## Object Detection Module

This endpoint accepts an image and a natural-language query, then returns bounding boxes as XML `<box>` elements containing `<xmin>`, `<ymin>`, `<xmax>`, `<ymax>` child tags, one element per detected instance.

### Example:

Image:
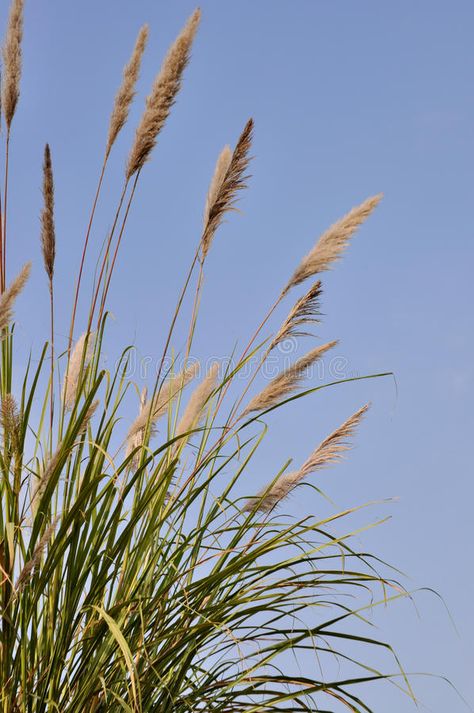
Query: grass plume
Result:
<box><xmin>126</xmin><ymin>9</ymin><xmax>200</xmax><ymax>179</ymax></box>
<box><xmin>201</xmin><ymin>119</ymin><xmax>253</xmax><ymax>260</ymax></box>
<box><xmin>61</xmin><ymin>332</ymin><xmax>94</xmax><ymax>410</ymax></box>
<box><xmin>15</xmin><ymin>518</ymin><xmax>59</xmax><ymax>593</ymax></box>
<box><xmin>283</xmin><ymin>194</ymin><xmax>383</xmax><ymax>294</ymax></box>
<box><xmin>126</xmin><ymin>363</ymin><xmax>199</xmax><ymax>462</ymax></box>
<box><xmin>0</xmin><ymin>261</ymin><xmax>30</xmax><ymax>331</ymax></box>
<box><xmin>270</xmin><ymin>280</ymin><xmax>323</xmax><ymax>350</ymax></box>
<box><xmin>40</xmin><ymin>144</ymin><xmax>55</xmax><ymax>283</ymax></box>
<box><xmin>245</xmin><ymin>403</ymin><xmax>369</xmax><ymax>511</ymax></box>
<box><xmin>1</xmin><ymin>0</ymin><xmax>23</xmax><ymax>130</ymax></box>
<box><xmin>1</xmin><ymin>392</ymin><xmax>20</xmax><ymax>455</ymax></box>
<box><xmin>106</xmin><ymin>24</ymin><xmax>149</xmax><ymax>158</ymax></box>
<box><xmin>176</xmin><ymin>362</ymin><xmax>219</xmax><ymax>439</ymax></box>
<box><xmin>242</xmin><ymin>341</ymin><xmax>337</xmax><ymax>417</ymax></box>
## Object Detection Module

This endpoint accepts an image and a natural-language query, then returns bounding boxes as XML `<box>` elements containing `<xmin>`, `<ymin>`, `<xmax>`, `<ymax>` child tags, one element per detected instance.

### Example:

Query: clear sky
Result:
<box><xmin>2</xmin><ymin>1</ymin><xmax>473</xmax><ymax>710</ymax></box>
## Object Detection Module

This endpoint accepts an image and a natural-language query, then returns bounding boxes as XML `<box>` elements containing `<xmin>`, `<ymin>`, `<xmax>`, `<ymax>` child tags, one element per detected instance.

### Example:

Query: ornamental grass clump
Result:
<box><xmin>0</xmin><ymin>4</ymin><xmax>416</xmax><ymax>711</ymax></box>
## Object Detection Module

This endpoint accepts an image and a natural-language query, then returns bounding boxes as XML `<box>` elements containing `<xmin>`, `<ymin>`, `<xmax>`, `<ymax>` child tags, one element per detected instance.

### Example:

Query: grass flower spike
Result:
<box><xmin>126</xmin><ymin>9</ymin><xmax>201</xmax><ymax>179</ymax></box>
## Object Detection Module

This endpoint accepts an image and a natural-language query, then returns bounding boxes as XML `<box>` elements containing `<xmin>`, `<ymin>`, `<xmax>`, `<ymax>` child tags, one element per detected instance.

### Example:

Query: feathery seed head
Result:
<box><xmin>41</xmin><ymin>144</ymin><xmax>56</xmax><ymax>283</ymax></box>
<box><xmin>242</xmin><ymin>341</ymin><xmax>337</xmax><ymax>417</ymax></box>
<box><xmin>77</xmin><ymin>399</ymin><xmax>99</xmax><ymax>435</ymax></box>
<box><xmin>1</xmin><ymin>393</ymin><xmax>21</xmax><ymax>455</ymax></box>
<box><xmin>283</xmin><ymin>194</ymin><xmax>383</xmax><ymax>295</ymax></box>
<box><xmin>106</xmin><ymin>24</ymin><xmax>149</xmax><ymax>157</ymax></box>
<box><xmin>2</xmin><ymin>0</ymin><xmax>24</xmax><ymax>130</ymax></box>
<box><xmin>176</xmin><ymin>362</ymin><xmax>219</xmax><ymax>438</ymax></box>
<box><xmin>126</xmin><ymin>9</ymin><xmax>201</xmax><ymax>179</ymax></box>
<box><xmin>15</xmin><ymin>517</ymin><xmax>59</xmax><ymax>592</ymax></box>
<box><xmin>299</xmin><ymin>403</ymin><xmax>369</xmax><ymax>477</ymax></box>
<box><xmin>203</xmin><ymin>145</ymin><xmax>232</xmax><ymax>230</ymax></box>
<box><xmin>270</xmin><ymin>280</ymin><xmax>323</xmax><ymax>351</ymax></box>
<box><xmin>0</xmin><ymin>262</ymin><xmax>31</xmax><ymax>331</ymax></box>
<box><xmin>31</xmin><ymin>449</ymin><xmax>61</xmax><ymax>516</ymax></box>
<box><xmin>62</xmin><ymin>333</ymin><xmax>94</xmax><ymax>411</ymax></box>
<box><xmin>244</xmin><ymin>403</ymin><xmax>369</xmax><ymax>512</ymax></box>
<box><xmin>126</xmin><ymin>362</ymin><xmax>200</xmax><ymax>466</ymax></box>
<box><xmin>201</xmin><ymin>118</ymin><xmax>253</xmax><ymax>260</ymax></box>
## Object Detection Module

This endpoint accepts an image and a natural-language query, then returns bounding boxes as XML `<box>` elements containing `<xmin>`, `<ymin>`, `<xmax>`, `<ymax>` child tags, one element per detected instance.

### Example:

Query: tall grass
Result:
<box><xmin>0</xmin><ymin>4</ymin><xmax>416</xmax><ymax>711</ymax></box>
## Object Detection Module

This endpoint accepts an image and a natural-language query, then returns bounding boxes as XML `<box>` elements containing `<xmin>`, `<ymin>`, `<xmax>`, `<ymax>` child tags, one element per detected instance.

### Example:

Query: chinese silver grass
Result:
<box><xmin>106</xmin><ymin>24</ymin><xmax>149</xmax><ymax>158</ymax></box>
<box><xmin>126</xmin><ymin>363</ymin><xmax>200</xmax><ymax>464</ymax></box>
<box><xmin>282</xmin><ymin>194</ymin><xmax>382</xmax><ymax>295</ymax></box>
<box><xmin>1</xmin><ymin>392</ymin><xmax>20</xmax><ymax>455</ymax></box>
<box><xmin>31</xmin><ymin>401</ymin><xmax>98</xmax><ymax>513</ymax></box>
<box><xmin>62</xmin><ymin>332</ymin><xmax>94</xmax><ymax>410</ymax></box>
<box><xmin>270</xmin><ymin>280</ymin><xmax>323</xmax><ymax>351</ymax></box>
<box><xmin>244</xmin><ymin>403</ymin><xmax>369</xmax><ymax>511</ymax></box>
<box><xmin>0</xmin><ymin>261</ymin><xmax>31</xmax><ymax>331</ymax></box>
<box><xmin>125</xmin><ymin>386</ymin><xmax>148</xmax><ymax>468</ymax></box>
<box><xmin>15</xmin><ymin>517</ymin><xmax>59</xmax><ymax>593</ymax></box>
<box><xmin>201</xmin><ymin>119</ymin><xmax>253</xmax><ymax>260</ymax></box>
<box><xmin>176</xmin><ymin>362</ymin><xmax>219</xmax><ymax>439</ymax></box>
<box><xmin>242</xmin><ymin>341</ymin><xmax>337</xmax><ymax>417</ymax></box>
<box><xmin>40</xmin><ymin>144</ymin><xmax>55</xmax><ymax>283</ymax></box>
<box><xmin>126</xmin><ymin>9</ymin><xmax>200</xmax><ymax>179</ymax></box>
<box><xmin>203</xmin><ymin>145</ymin><xmax>232</xmax><ymax>234</ymax></box>
<box><xmin>1</xmin><ymin>0</ymin><xmax>24</xmax><ymax>129</ymax></box>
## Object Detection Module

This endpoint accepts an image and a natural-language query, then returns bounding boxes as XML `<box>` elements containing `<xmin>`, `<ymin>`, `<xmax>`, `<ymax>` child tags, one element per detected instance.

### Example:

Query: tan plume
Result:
<box><xmin>242</xmin><ymin>342</ymin><xmax>337</xmax><ymax>417</ymax></box>
<box><xmin>125</xmin><ymin>386</ymin><xmax>148</xmax><ymax>468</ymax></box>
<box><xmin>106</xmin><ymin>25</ymin><xmax>149</xmax><ymax>157</ymax></box>
<box><xmin>41</xmin><ymin>144</ymin><xmax>55</xmax><ymax>283</ymax></box>
<box><xmin>270</xmin><ymin>280</ymin><xmax>323</xmax><ymax>351</ymax></box>
<box><xmin>176</xmin><ymin>362</ymin><xmax>218</xmax><ymax>439</ymax></box>
<box><xmin>31</xmin><ymin>450</ymin><xmax>61</xmax><ymax>516</ymax></box>
<box><xmin>283</xmin><ymin>195</ymin><xmax>382</xmax><ymax>294</ymax></box>
<box><xmin>201</xmin><ymin>119</ymin><xmax>253</xmax><ymax>260</ymax></box>
<box><xmin>126</xmin><ymin>9</ymin><xmax>200</xmax><ymax>179</ymax></box>
<box><xmin>1</xmin><ymin>0</ymin><xmax>24</xmax><ymax>129</ymax></box>
<box><xmin>0</xmin><ymin>262</ymin><xmax>31</xmax><ymax>331</ymax></box>
<box><xmin>62</xmin><ymin>333</ymin><xmax>94</xmax><ymax>411</ymax></box>
<box><xmin>32</xmin><ymin>401</ymin><xmax>96</xmax><ymax>513</ymax></box>
<box><xmin>1</xmin><ymin>393</ymin><xmax>20</xmax><ymax>455</ymax></box>
<box><xmin>126</xmin><ymin>363</ymin><xmax>199</xmax><ymax>464</ymax></box>
<box><xmin>77</xmin><ymin>400</ymin><xmax>99</xmax><ymax>435</ymax></box>
<box><xmin>244</xmin><ymin>403</ymin><xmax>369</xmax><ymax>511</ymax></box>
<box><xmin>15</xmin><ymin>517</ymin><xmax>59</xmax><ymax>593</ymax></box>
<box><xmin>203</xmin><ymin>145</ymin><xmax>232</xmax><ymax>230</ymax></box>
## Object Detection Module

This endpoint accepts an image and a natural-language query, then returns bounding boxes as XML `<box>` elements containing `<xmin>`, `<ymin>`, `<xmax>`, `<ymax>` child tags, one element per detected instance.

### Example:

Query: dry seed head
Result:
<box><xmin>0</xmin><ymin>262</ymin><xmax>31</xmax><ymax>331</ymax></box>
<box><xmin>242</xmin><ymin>342</ymin><xmax>337</xmax><ymax>417</ymax></box>
<box><xmin>31</xmin><ymin>398</ymin><xmax>96</xmax><ymax>511</ymax></box>
<box><xmin>62</xmin><ymin>333</ymin><xmax>94</xmax><ymax>411</ymax></box>
<box><xmin>31</xmin><ymin>449</ymin><xmax>61</xmax><ymax>515</ymax></box>
<box><xmin>299</xmin><ymin>403</ymin><xmax>369</xmax><ymax>476</ymax></box>
<box><xmin>270</xmin><ymin>280</ymin><xmax>323</xmax><ymax>351</ymax></box>
<box><xmin>244</xmin><ymin>470</ymin><xmax>302</xmax><ymax>513</ymax></box>
<box><xmin>202</xmin><ymin>145</ymin><xmax>232</xmax><ymax>231</ymax></box>
<box><xmin>244</xmin><ymin>403</ymin><xmax>369</xmax><ymax>512</ymax></box>
<box><xmin>15</xmin><ymin>517</ymin><xmax>59</xmax><ymax>592</ymax></box>
<box><xmin>176</xmin><ymin>362</ymin><xmax>218</xmax><ymax>438</ymax></box>
<box><xmin>41</xmin><ymin>144</ymin><xmax>55</xmax><ymax>283</ymax></box>
<box><xmin>106</xmin><ymin>24</ymin><xmax>149</xmax><ymax>157</ymax></box>
<box><xmin>77</xmin><ymin>399</ymin><xmax>99</xmax><ymax>435</ymax></box>
<box><xmin>2</xmin><ymin>0</ymin><xmax>24</xmax><ymax>130</ymax></box>
<box><xmin>126</xmin><ymin>363</ymin><xmax>200</xmax><ymax>464</ymax></box>
<box><xmin>1</xmin><ymin>393</ymin><xmax>20</xmax><ymax>454</ymax></box>
<box><xmin>283</xmin><ymin>194</ymin><xmax>383</xmax><ymax>295</ymax></box>
<box><xmin>201</xmin><ymin>119</ymin><xmax>253</xmax><ymax>260</ymax></box>
<box><xmin>126</xmin><ymin>9</ymin><xmax>200</xmax><ymax>179</ymax></box>
<box><xmin>125</xmin><ymin>386</ymin><xmax>149</xmax><ymax>467</ymax></box>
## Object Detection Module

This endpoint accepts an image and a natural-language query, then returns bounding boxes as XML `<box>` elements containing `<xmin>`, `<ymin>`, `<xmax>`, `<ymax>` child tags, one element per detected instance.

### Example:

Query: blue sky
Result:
<box><xmin>2</xmin><ymin>1</ymin><xmax>473</xmax><ymax>710</ymax></box>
